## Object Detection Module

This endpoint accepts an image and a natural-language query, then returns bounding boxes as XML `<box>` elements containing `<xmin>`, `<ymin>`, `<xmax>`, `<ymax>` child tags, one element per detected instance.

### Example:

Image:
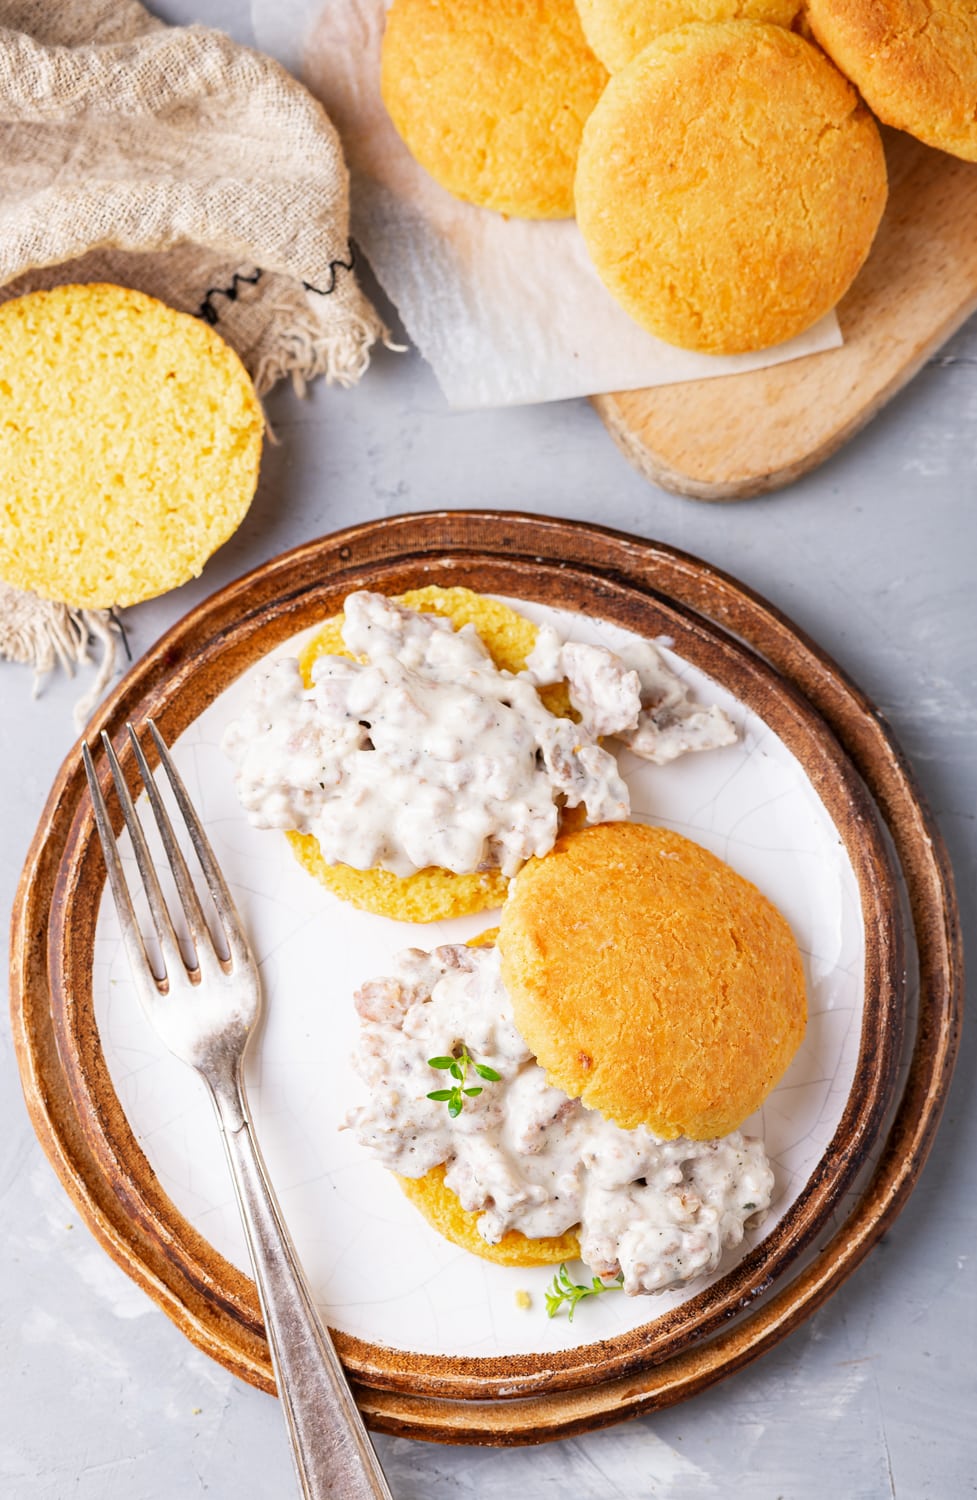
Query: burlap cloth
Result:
<box><xmin>0</xmin><ymin>0</ymin><xmax>384</xmax><ymax>726</ymax></box>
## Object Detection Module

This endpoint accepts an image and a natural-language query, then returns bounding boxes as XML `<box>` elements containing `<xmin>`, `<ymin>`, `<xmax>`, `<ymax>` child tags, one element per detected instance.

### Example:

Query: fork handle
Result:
<box><xmin>208</xmin><ymin>1073</ymin><xmax>393</xmax><ymax>1500</ymax></box>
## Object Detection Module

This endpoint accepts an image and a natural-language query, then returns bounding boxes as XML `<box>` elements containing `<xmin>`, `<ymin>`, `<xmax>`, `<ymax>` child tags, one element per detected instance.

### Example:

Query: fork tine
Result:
<box><xmin>146</xmin><ymin>720</ymin><xmax>250</xmax><ymax>967</ymax></box>
<box><xmin>126</xmin><ymin>723</ymin><xmax>219</xmax><ymax>970</ymax></box>
<box><xmin>100</xmin><ymin>731</ymin><xmax>185</xmax><ymax>983</ymax></box>
<box><xmin>82</xmin><ymin>742</ymin><xmax>164</xmax><ymax>991</ymax></box>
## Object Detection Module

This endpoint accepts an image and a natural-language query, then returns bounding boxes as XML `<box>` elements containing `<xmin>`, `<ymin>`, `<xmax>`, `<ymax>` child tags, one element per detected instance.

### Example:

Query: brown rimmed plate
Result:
<box><xmin>10</xmin><ymin>512</ymin><xmax>961</xmax><ymax>1443</ymax></box>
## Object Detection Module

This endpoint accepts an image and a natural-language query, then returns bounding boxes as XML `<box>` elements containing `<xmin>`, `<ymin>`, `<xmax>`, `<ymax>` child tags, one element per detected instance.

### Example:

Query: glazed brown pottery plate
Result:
<box><xmin>10</xmin><ymin>513</ymin><xmax>961</xmax><ymax>1444</ymax></box>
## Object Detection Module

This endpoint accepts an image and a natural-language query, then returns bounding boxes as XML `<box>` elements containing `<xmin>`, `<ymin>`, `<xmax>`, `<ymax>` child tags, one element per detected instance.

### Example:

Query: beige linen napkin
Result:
<box><xmin>0</xmin><ymin>0</ymin><xmax>384</xmax><ymax>724</ymax></box>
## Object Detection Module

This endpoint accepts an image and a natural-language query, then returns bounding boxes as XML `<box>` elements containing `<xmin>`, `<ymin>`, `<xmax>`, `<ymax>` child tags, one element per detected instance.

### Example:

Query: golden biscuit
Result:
<box><xmin>575</xmin><ymin>0</ymin><xmax>801</xmax><ymax>71</ymax></box>
<box><xmin>806</xmin><ymin>0</ymin><xmax>977</xmax><ymax>161</ymax></box>
<box><xmin>380</xmin><ymin>0</ymin><xmax>608</xmax><ymax>218</ymax></box>
<box><xmin>499</xmin><ymin>822</ymin><xmax>807</xmax><ymax>1139</ymax></box>
<box><xmin>291</xmin><ymin>586</ymin><xmax>566</xmax><ymax>923</ymax></box>
<box><xmin>574</xmin><ymin>23</ymin><xmax>887</xmax><ymax>354</ymax></box>
<box><xmin>0</xmin><ymin>284</ymin><xmax>262</xmax><ymax>609</ymax></box>
<box><xmin>397</xmin><ymin>1165</ymin><xmax>581</xmax><ymax>1267</ymax></box>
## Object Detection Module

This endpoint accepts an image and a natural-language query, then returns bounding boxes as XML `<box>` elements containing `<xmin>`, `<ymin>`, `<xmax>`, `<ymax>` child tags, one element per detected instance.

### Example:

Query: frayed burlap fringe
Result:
<box><xmin>0</xmin><ymin>584</ymin><xmax>122</xmax><ymax>732</ymax></box>
<box><xmin>0</xmin><ymin>0</ymin><xmax>385</xmax><ymax>728</ymax></box>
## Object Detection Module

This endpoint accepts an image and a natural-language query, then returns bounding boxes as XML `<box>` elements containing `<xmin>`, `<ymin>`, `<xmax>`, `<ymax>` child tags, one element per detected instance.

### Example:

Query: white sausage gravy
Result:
<box><xmin>223</xmin><ymin>592</ymin><xmax>735</xmax><ymax>878</ymax></box>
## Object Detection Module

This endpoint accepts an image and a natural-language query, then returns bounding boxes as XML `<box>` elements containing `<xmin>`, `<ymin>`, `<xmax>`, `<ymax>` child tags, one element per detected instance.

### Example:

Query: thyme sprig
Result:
<box><xmin>545</xmin><ymin>1263</ymin><xmax>625</xmax><ymax>1322</ymax></box>
<box><xmin>427</xmin><ymin>1045</ymin><xmax>501</xmax><ymax>1118</ymax></box>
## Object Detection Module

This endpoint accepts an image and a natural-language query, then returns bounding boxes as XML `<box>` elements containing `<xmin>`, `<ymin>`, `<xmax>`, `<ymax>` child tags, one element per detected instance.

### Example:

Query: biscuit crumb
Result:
<box><xmin>515</xmin><ymin>1289</ymin><xmax>533</xmax><ymax>1310</ymax></box>
<box><xmin>0</xmin><ymin>284</ymin><xmax>263</xmax><ymax>609</ymax></box>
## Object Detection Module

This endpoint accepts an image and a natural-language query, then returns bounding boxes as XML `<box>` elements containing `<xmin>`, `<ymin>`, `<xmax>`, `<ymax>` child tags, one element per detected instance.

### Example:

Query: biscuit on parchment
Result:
<box><xmin>290</xmin><ymin>586</ymin><xmax>568</xmax><ymax>923</ymax></box>
<box><xmin>574</xmin><ymin>23</ymin><xmax>887</xmax><ymax>354</ymax></box>
<box><xmin>380</xmin><ymin>0</ymin><xmax>608</xmax><ymax>217</ymax></box>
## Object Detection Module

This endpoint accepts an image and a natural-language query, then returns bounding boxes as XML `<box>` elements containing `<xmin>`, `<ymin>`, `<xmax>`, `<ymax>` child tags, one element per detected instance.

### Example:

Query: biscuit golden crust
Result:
<box><xmin>397</xmin><ymin>1163</ymin><xmax>581</xmax><ymax>1266</ymax></box>
<box><xmin>574</xmin><ymin>0</ymin><xmax>801</xmax><ymax>71</ymax></box>
<box><xmin>0</xmin><ymin>283</ymin><xmax>262</xmax><ymax>609</ymax></box>
<box><xmin>285</xmin><ymin>830</ymin><xmax>510</xmax><ymax>923</ymax></box>
<box><xmin>574</xmin><ymin>22</ymin><xmax>887</xmax><ymax>354</ymax></box>
<box><xmin>291</xmin><ymin>586</ymin><xmax>564</xmax><ymax>923</ymax></box>
<box><xmin>380</xmin><ymin>0</ymin><xmax>608</xmax><ymax>218</ymax></box>
<box><xmin>499</xmin><ymin>822</ymin><xmax>807</xmax><ymax>1139</ymax></box>
<box><xmin>806</xmin><ymin>0</ymin><xmax>977</xmax><ymax>161</ymax></box>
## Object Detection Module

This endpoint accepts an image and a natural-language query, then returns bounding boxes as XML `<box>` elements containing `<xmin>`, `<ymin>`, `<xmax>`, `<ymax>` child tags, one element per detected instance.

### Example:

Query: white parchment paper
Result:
<box><xmin>252</xmin><ymin>0</ymin><xmax>843</xmax><ymax>408</ymax></box>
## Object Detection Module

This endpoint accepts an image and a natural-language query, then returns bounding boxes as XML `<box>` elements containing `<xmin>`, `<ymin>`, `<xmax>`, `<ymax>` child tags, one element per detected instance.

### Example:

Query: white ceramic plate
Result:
<box><xmin>92</xmin><ymin>599</ymin><xmax>863</xmax><ymax>1359</ymax></box>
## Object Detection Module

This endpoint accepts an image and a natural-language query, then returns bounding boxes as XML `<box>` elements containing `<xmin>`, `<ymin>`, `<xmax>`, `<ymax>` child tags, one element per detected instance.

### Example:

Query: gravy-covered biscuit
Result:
<box><xmin>380</xmin><ymin>0</ymin><xmax>608</xmax><ymax>217</ymax></box>
<box><xmin>499</xmin><ymin>822</ymin><xmax>807</xmax><ymax>1139</ymax></box>
<box><xmin>574</xmin><ymin>22</ymin><xmax>887</xmax><ymax>353</ymax></box>
<box><xmin>0</xmin><ymin>284</ymin><xmax>262</xmax><ymax>609</ymax></box>
<box><xmin>397</xmin><ymin>1163</ymin><xmax>581</xmax><ymax>1266</ymax></box>
<box><xmin>398</xmin><ymin>925</ymin><xmax>582</xmax><ymax>1266</ymax></box>
<box><xmin>291</xmin><ymin>586</ymin><xmax>566</xmax><ymax>923</ymax></box>
<box><xmin>807</xmin><ymin>0</ymin><xmax>977</xmax><ymax>161</ymax></box>
<box><xmin>575</xmin><ymin>0</ymin><xmax>801</xmax><ymax>71</ymax></box>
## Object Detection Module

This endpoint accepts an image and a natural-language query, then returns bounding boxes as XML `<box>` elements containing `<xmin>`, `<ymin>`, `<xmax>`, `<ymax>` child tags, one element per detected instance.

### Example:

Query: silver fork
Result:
<box><xmin>83</xmin><ymin>720</ymin><xmax>393</xmax><ymax>1500</ymax></box>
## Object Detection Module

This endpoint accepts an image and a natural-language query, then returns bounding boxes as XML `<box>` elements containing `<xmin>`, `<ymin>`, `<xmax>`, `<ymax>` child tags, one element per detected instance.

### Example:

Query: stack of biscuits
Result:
<box><xmin>381</xmin><ymin>0</ymin><xmax>976</xmax><ymax>355</ymax></box>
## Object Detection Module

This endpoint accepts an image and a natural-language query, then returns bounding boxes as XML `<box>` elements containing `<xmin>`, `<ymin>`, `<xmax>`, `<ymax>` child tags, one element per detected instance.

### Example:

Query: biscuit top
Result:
<box><xmin>573</xmin><ymin>22</ymin><xmax>887</xmax><ymax>353</ymax></box>
<box><xmin>574</xmin><ymin>0</ymin><xmax>801</xmax><ymax>72</ymax></box>
<box><xmin>806</xmin><ymin>0</ymin><xmax>977</xmax><ymax>161</ymax></box>
<box><xmin>0</xmin><ymin>283</ymin><xmax>262</xmax><ymax>609</ymax></box>
<box><xmin>499</xmin><ymin>822</ymin><xmax>807</xmax><ymax>1139</ymax></box>
<box><xmin>380</xmin><ymin>0</ymin><xmax>608</xmax><ymax>217</ymax></box>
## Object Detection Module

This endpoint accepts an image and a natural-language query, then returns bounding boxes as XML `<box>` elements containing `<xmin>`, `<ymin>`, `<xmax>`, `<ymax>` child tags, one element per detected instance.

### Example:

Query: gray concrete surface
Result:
<box><xmin>2</xmin><ymin>3</ymin><xmax>975</xmax><ymax>1496</ymax></box>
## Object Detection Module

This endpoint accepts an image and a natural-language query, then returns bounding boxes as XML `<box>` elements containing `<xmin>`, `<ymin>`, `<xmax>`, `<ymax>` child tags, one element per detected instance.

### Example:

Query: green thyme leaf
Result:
<box><xmin>544</xmin><ymin>1263</ymin><xmax>625</xmax><ymax>1322</ymax></box>
<box><xmin>426</xmin><ymin>1045</ymin><xmax>501</xmax><ymax>1118</ymax></box>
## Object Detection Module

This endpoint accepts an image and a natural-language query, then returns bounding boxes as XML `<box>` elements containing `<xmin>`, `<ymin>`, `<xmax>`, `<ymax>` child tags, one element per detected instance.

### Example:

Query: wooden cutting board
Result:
<box><xmin>592</xmin><ymin>131</ymin><xmax>977</xmax><ymax>500</ymax></box>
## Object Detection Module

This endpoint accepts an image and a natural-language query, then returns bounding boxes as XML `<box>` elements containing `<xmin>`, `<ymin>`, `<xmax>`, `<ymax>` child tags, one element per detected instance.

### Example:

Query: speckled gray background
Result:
<box><xmin>2</xmin><ymin>4</ymin><xmax>975</xmax><ymax>1496</ymax></box>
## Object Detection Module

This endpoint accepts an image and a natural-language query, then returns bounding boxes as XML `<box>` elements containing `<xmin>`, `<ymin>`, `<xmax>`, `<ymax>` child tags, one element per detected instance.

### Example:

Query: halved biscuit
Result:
<box><xmin>291</xmin><ymin>586</ymin><xmax>567</xmax><ymax>922</ymax></box>
<box><xmin>0</xmin><ymin>283</ymin><xmax>262</xmax><ymax>609</ymax></box>
<box><xmin>574</xmin><ymin>23</ymin><xmax>887</xmax><ymax>353</ymax></box>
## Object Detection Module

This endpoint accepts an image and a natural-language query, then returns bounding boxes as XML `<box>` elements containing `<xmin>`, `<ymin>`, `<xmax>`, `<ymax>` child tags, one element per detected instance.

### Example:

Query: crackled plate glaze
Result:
<box><xmin>15</xmin><ymin>514</ymin><xmax>957</xmax><ymax>1442</ymax></box>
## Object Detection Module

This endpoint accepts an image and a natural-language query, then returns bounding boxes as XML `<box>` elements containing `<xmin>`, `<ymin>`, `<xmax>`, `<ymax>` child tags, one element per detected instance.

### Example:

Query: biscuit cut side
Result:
<box><xmin>397</xmin><ymin>1163</ymin><xmax>581</xmax><ymax>1267</ymax></box>
<box><xmin>381</xmin><ymin>0</ymin><xmax>608</xmax><ymax>218</ymax></box>
<box><xmin>574</xmin><ymin>22</ymin><xmax>887</xmax><ymax>353</ymax></box>
<box><xmin>0</xmin><ymin>283</ymin><xmax>263</xmax><ymax>609</ymax></box>
<box><xmin>807</xmin><ymin>0</ymin><xmax>977</xmax><ymax>161</ymax></box>
<box><xmin>499</xmin><ymin>821</ymin><xmax>807</xmax><ymax>1139</ymax></box>
<box><xmin>291</xmin><ymin>586</ymin><xmax>566</xmax><ymax>923</ymax></box>
<box><xmin>574</xmin><ymin>0</ymin><xmax>801</xmax><ymax>71</ymax></box>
